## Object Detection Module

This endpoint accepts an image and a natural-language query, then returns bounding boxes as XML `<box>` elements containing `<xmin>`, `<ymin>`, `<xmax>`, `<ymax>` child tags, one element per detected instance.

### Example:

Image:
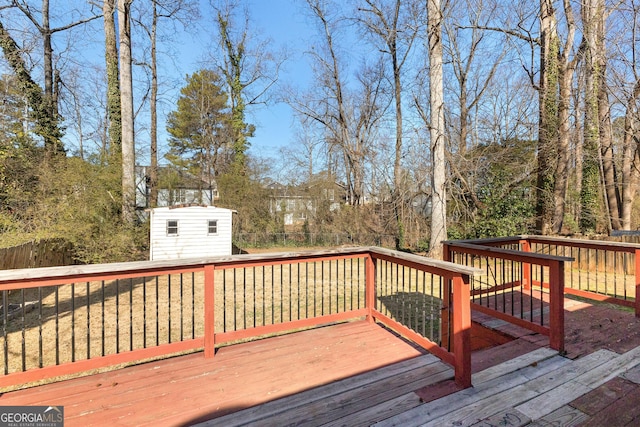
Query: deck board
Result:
<box><xmin>206</xmin><ymin>353</ymin><xmax>443</xmax><ymax>426</ymax></box>
<box><xmin>0</xmin><ymin>320</ymin><xmax>430</xmax><ymax>426</ymax></box>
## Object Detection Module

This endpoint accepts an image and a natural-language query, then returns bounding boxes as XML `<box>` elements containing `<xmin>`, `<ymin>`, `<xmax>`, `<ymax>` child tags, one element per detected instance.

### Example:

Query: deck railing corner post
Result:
<box><xmin>365</xmin><ymin>254</ymin><xmax>376</xmax><ymax>323</ymax></box>
<box><xmin>549</xmin><ymin>260</ymin><xmax>565</xmax><ymax>353</ymax></box>
<box><xmin>452</xmin><ymin>274</ymin><xmax>472</xmax><ymax>388</ymax></box>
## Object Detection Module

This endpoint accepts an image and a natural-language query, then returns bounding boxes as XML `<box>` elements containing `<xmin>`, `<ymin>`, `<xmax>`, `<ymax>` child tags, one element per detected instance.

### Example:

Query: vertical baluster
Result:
<box><xmin>155</xmin><ymin>276</ymin><xmax>159</xmax><ymax>347</ymax></box>
<box><xmin>39</xmin><ymin>286</ymin><xmax>43</xmax><ymax>368</ymax></box>
<box><xmin>289</xmin><ymin>263</ymin><xmax>292</xmax><ymax>321</ymax></box>
<box><xmin>328</xmin><ymin>260</ymin><xmax>332</xmax><ymax>314</ymax></box>
<box><xmin>262</xmin><ymin>266</ymin><xmax>266</xmax><ymax>326</ymax></box>
<box><xmin>539</xmin><ymin>265</ymin><xmax>544</xmax><ymax>325</ymax></box>
<box><xmin>191</xmin><ymin>272</ymin><xmax>195</xmax><ymax>338</ymax></box>
<box><xmin>168</xmin><ymin>275</ymin><xmax>172</xmax><ymax>343</ymax></box>
<box><xmin>280</xmin><ymin>264</ymin><xmax>284</xmax><ymax>322</ymax></box>
<box><xmin>180</xmin><ymin>273</ymin><xmax>184</xmax><ymax>342</ymax></box>
<box><xmin>71</xmin><ymin>283</ymin><xmax>76</xmax><ymax>362</ymax></box>
<box><xmin>21</xmin><ymin>288</ymin><xmax>26</xmax><ymax>370</ymax></box>
<box><xmin>101</xmin><ymin>280</ymin><xmax>106</xmax><ymax>356</ymax></box>
<box><xmin>243</xmin><ymin>267</ymin><xmax>247</xmax><ymax>329</ymax></box>
<box><xmin>296</xmin><ymin>263</ymin><xmax>300</xmax><ymax>321</ymax></box>
<box><xmin>305</xmin><ymin>262</ymin><xmax>309</xmax><ymax>318</ymax></box>
<box><xmin>595</xmin><ymin>250</ymin><xmax>599</xmax><ymax>295</ymax></box>
<box><xmin>129</xmin><ymin>278</ymin><xmax>133</xmax><ymax>350</ymax></box>
<box><xmin>321</xmin><ymin>261</ymin><xmax>325</xmax><ymax>316</ymax></box>
<box><xmin>223</xmin><ymin>269</ymin><xmax>227</xmax><ymax>332</ymax></box>
<box><xmin>55</xmin><ymin>286</ymin><xmax>59</xmax><ymax>364</ymax></box>
<box><xmin>233</xmin><ymin>269</ymin><xmax>238</xmax><ymax>330</ymax></box>
<box><xmin>143</xmin><ymin>277</ymin><xmax>147</xmax><ymax>347</ymax></box>
<box><xmin>86</xmin><ymin>282</ymin><xmax>90</xmax><ymax>360</ymax></box>
<box><xmin>115</xmin><ymin>279</ymin><xmax>120</xmax><ymax>353</ymax></box>
<box><xmin>3</xmin><ymin>290</ymin><xmax>7</xmax><ymax>374</ymax></box>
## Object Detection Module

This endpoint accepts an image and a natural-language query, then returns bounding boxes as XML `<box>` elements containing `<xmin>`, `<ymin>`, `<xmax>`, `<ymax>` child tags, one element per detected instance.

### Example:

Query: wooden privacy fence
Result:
<box><xmin>0</xmin><ymin>239</ymin><xmax>74</xmax><ymax>270</ymax></box>
<box><xmin>0</xmin><ymin>247</ymin><xmax>478</xmax><ymax>391</ymax></box>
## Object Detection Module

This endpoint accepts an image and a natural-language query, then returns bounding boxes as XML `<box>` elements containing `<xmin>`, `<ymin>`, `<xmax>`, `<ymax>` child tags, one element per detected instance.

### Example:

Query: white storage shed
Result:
<box><xmin>149</xmin><ymin>205</ymin><xmax>234</xmax><ymax>260</ymax></box>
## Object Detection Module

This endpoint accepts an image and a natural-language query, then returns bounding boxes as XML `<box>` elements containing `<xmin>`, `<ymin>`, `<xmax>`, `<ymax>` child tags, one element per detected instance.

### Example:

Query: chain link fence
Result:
<box><xmin>234</xmin><ymin>232</ymin><xmax>399</xmax><ymax>249</ymax></box>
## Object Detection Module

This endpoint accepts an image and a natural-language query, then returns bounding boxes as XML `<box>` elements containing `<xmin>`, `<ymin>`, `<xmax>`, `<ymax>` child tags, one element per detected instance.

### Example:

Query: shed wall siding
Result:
<box><xmin>150</xmin><ymin>207</ymin><xmax>232</xmax><ymax>260</ymax></box>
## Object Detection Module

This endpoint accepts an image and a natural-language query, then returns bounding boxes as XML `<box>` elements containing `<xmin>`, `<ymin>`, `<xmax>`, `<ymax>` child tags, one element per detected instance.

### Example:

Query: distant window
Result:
<box><xmin>167</xmin><ymin>220</ymin><xmax>178</xmax><ymax>236</ymax></box>
<box><xmin>208</xmin><ymin>219</ymin><xmax>218</xmax><ymax>235</ymax></box>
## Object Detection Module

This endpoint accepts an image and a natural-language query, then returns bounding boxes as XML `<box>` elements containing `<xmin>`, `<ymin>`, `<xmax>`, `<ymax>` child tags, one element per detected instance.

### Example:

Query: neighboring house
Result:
<box><xmin>266</xmin><ymin>175</ymin><xmax>346</xmax><ymax>228</ymax></box>
<box><xmin>136</xmin><ymin>166</ymin><xmax>219</xmax><ymax>210</ymax></box>
<box><xmin>149</xmin><ymin>205</ymin><xmax>233</xmax><ymax>260</ymax></box>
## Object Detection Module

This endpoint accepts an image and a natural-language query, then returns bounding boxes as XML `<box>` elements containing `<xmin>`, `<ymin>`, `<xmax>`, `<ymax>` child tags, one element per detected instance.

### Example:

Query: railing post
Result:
<box><xmin>443</xmin><ymin>243</ymin><xmax>451</xmax><ymax>263</ymax></box>
<box><xmin>365</xmin><ymin>254</ymin><xmax>376</xmax><ymax>322</ymax></box>
<box><xmin>520</xmin><ymin>239</ymin><xmax>532</xmax><ymax>291</ymax></box>
<box><xmin>452</xmin><ymin>274</ymin><xmax>471</xmax><ymax>388</ymax></box>
<box><xmin>204</xmin><ymin>264</ymin><xmax>216</xmax><ymax>358</ymax></box>
<box><xmin>549</xmin><ymin>260</ymin><xmax>565</xmax><ymax>353</ymax></box>
<box><xmin>635</xmin><ymin>249</ymin><xmax>640</xmax><ymax>318</ymax></box>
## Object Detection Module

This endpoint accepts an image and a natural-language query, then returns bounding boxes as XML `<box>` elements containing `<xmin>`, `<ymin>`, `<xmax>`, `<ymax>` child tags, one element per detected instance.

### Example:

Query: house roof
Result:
<box><xmin>149</xmin><ymin>204</ymin><xmax>235</xmax><ymax>213</ymax></box>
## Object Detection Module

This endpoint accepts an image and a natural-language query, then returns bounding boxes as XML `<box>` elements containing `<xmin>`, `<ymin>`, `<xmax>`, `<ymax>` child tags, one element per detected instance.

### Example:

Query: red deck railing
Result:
<box><xmin>0</xmin><ymin>247</ymin><xmax>479</xmax><ymax>391</ymax></box>
<box><xmin>524</xmin><ymin>236</ymin><xmax>640</xmax><ymax>317</ymax></box>
<box><xmin>445</xmin><ymin>235</ymin><xmax>640</xmax><ymax>354</ymax></box>
<box><xmin>444</xmin><ymin>240</ymin><xmax>571</xmax><ymax>353</ymax></box>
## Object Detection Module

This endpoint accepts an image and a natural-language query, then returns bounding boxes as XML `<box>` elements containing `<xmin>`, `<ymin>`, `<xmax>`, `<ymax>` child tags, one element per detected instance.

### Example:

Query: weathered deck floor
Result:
<box><xmin>3</xmin><ymin>296</ymin><xmax>640</xmax><ymax>426</ymax></box>
<box><xmin>0</xmin><ymin>320</ymin><xmax>437</xmax><ymax>426</ymax></box>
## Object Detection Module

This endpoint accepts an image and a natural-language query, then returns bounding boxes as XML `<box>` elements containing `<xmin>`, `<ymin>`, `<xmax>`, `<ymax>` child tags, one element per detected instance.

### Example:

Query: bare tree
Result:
<box><xmin>290</xmin><ymin>1</ymin><xmax>389</xmax><ymax>208</ymax></box>
<box><xmin>118</xmin><ymin>0</ymin><xmax>135</xmax><ymax>224</ymax></box>
<box><xmin>211</xmin><ymin>0</ymin><xmax>283</xmax><ymax>176</ymax></box>
<box><xmin>357</xmin><ymin>0</ymin><xmax>421</xmax><ymax>249</ymax></box>
<box><xmin>134</xmin><ymin>0</ymin><xmax>199</xmax><ymax>207</ymax></box>
<box><xmin>615</xmin><ymin>1</ymin><xmax>640</xmax><ymax>229</ymax></box>
<box><xmin>9</xmin><ymin>0</ymin><xmax>100</xmax><ymax>154</ymax></box>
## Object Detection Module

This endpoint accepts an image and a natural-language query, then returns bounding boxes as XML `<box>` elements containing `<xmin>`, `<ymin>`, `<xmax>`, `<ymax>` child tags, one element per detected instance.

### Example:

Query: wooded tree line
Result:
<box><xmin>0</xmin><ymin>0</ymin><xmax>638</xmax><ymax>262</ymax></box>
<box><xmin>283</xmin><ymin>0</ymin><xmax>640</xmax><ymax>254</ymax></box>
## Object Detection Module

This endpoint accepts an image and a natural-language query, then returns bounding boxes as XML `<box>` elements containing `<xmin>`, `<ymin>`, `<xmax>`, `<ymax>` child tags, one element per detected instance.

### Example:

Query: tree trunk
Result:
<box><xmin>551</xmin><ymin>65</ymin><xmax>571</xmax><ymax>233</ymax></box>
<box><xmin>595</xmin><ymin>6</ymin><xmax>621</xmax><ymax>230</ymax></box>
<box><xmin>103</xmin><ymin>0</ymin><xmax>121</xmax><ymax>162</ymax></box>
<box><xmin>118</xmin><ymin>0</ymin><xmax>136</xmax><ymax>224</ymax></box>
<box><xmin>428</xmin><ymin>0</ymin><xmax>446</xmax><ymax>259</ymax></box>
<box><xmin>149</xmin><ymin>0</ymin><xmax>159</xmax><ymax>207</ymax></box>
<box><xmin>551</xmin><ymin>0</ymin><xmax>578</xmax><ymax>234</ymax></box>
<box><xmin>580</xmin><ymin>0</ymin><xmax>603</xmax><ymax>233</ymax></box>
<box><xmin>599</xmin><ymin>81</ymin><xmax>621</xmax><ymax>230</ymax></box>
<box><xmin>536</xmin><ymin>0</ymin><xmax>559</xmax><ymax>235</ymax></box>
<box><xmin>621</xmin><ymin>79</ymin><xmax>640</xmax><ymax>229</ymax></box>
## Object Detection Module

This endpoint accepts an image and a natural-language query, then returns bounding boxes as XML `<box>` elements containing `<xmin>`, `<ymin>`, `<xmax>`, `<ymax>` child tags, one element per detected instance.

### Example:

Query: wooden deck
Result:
<box><xmin>3</xmin><ymin>297</ymin><xmax>640</xmax><ymax>426</ymax></box>
<box><xmin>0</xmin><ymin>320</ymin><xmax>444</xmax><ymax>426</ymax></box>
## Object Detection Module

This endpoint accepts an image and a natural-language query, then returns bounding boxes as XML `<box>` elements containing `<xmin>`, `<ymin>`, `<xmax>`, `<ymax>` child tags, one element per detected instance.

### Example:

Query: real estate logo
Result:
<box><xmin>0</xmin><ymin>406</ymin><xmax>63</xmax><ymax>427</ymax></box>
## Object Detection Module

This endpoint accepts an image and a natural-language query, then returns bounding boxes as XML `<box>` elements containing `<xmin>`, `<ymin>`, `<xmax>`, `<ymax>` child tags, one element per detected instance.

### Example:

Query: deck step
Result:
<box><xmin>199</xmin><ymin>353</ymin><xmax>452</xmax><ymax>427</ymax></box>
